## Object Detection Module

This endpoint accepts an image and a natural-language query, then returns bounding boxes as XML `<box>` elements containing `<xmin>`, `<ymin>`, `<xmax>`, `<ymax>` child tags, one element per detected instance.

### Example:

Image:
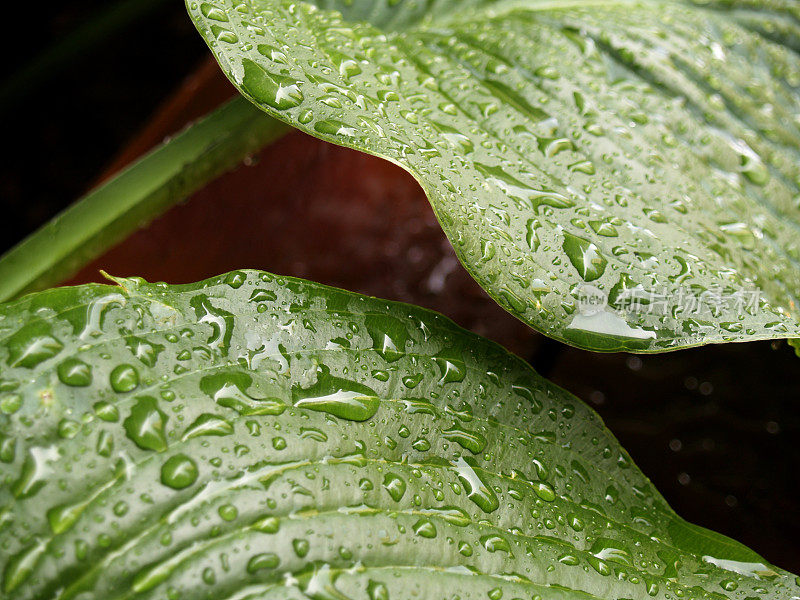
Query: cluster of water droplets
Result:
<box><xmin>0</xmin><ymin>270</ymin><xmax>796</xmax><ymax>598</ymax></box>
<box><xmin>188</xmin><ymin>0</ymin><xmax>800</xmax><ymax>351</ymax></box>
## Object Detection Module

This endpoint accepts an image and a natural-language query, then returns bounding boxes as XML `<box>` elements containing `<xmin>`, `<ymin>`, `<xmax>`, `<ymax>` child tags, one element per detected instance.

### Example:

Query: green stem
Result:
<box><xmin>0</xmin><ymin>96</ymin><xmax>289</xmax><ymax>303</ymax></box>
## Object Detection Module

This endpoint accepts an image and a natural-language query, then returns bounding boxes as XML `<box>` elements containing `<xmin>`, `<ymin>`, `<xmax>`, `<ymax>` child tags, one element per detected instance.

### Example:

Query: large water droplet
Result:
<box><xmin>160</xmin><ymin>454</ymin><xmax>198</xmax><ymax>489</ymax></box>
<box><xmin>56</xmin><ymin>358</ymin><xmax>92</xmax><ymax>387</ymax></box>
<box><xmin>442</xmin><ymin>424</ymin><xmax>487</xmax><ymax>454</ymax></box>
<box><xmin>191</xmin><ymin>294</ymin><xmax>234</xmax><ymax>354</ymax></box>
<box><xmin>200</xmin><ymin>370</ymin><xmax>285</xmax><ymax>416</ymax></box>
<box><xmin>292</xmin><ymin>367</ymin><xmax>379</xmax><ymax>421</ymax></box>
<box><xmin>6</xmin><ymin>321</ymin><xmax>63</xmax><ymax>368</ymax></box>
<box><xmin>247</xmin><ymin>552</ymin><xmax>280</xmax><ymax>573</ymax></box>
<box><xmin>365</xmin><ymin>313</ymin><xmax>409</xmax><ymax>362</ymax></box>
<box><xmin>454</xmin><ymin>457</ymin><xmax>499</xmax><ymax>513</ymax></box>
<box><xmin>382</xmin><ymin>472</ymin><xmax>407</xmax><ymax>502</ymax></box>
<box><xmin>110</xmin><ymin>364</ymin><xmax>139</xmax><ymax>393</ymax></box>
<box><xmin>182</xmin><ymin>414</ymin><xmax>234</xmax><ymax>441</ymax></box>
<box><xmin>124</xmin><ymin>397</ymin><xmax>168</xmax><ymax>452</ymax></box>
<box><xmin>563</xmin><ymin>232</ymin><xmax>607</xmax><ymax>282</ymax></box>
<box><xmin>240</xmin><ymin>58</ymin><xmax>304</xmax><ymax>110</ymax></box>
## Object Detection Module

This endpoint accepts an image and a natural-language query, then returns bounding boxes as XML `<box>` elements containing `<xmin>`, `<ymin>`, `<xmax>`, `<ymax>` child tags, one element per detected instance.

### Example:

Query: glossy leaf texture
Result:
<box><xmin>0</xmin><ymin>270</ymin><xmax>797</xmax><ymax>599</ymax></box>
<box><xmin>189</xmin><ymin>0</ymin><xmax>800</xmax><ymax>352</ymax></box>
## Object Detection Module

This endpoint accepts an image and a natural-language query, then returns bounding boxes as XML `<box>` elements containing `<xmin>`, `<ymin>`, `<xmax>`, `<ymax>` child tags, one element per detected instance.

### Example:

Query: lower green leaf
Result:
<box><xmin>0</xmin><ymin>271</ymin><xmax>795</xmax><ymax>599</ymax></box>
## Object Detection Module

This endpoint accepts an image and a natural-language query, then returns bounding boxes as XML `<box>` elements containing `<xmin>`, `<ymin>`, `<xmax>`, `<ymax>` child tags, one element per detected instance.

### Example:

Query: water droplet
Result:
<box><xmin>413</xmin><ymin>518</ymin><xmax>437</xmax><ymax>538</ymax></box>
<box><xmin>293</xmin><ymin>367</ymin><xmax>379</xmax><ymax>422</ymax></box>
<box><xmin>6</xmin><ymin>321</ymin><xmax>63</xmax><ymax>368</ymax></box>
<box><xmin>433</xmin><ymin>351</ymin><xmax>466</xmax><ymax>385</ymax></box>
<box><xmin>563</xmin><ymin>232</ymin><xmax>607</xmax><ymax>282</ymax></box>
<box><xmin>293</xmin><ymin>538</ymin><xmax>310</xmax><ymax>558</ymax></box>
<box><xmin>247</xmin><ymin>552</ymin><xmax>280</xmax><ymax>573</ymax></box>
<box><xmin>591</xmin><ymin>538</ymin><xmax>632</xmax><ymax>565</ymax></box>
<box><xmin>200</xmin><ymin>2</ymin><xmax>228</xmax><ymax>21</ymax></box>
<box><xmin>124</xmin><ymin>397</ymin><xmax>168</xmax><ymax>452</ymax></box>
<box><xmin>218</xmin><ymin>504</ymin><xmax>238</xmax><ymax>521</ymax></box>
<box><xmin>110</xmin><ymin>364</ymin><xmax>139</xmax><ymax>393</ymax></box>
<box><xmin>2</xmin><ymin>541</ymin><xmax>46</xmax><ymax>593</ymax></box>
<box><xmin>96</xmin><ymin>431</ymin><xmax>114</xmax><ymax>457</ymax></box>
<box><xmin>253</xmin><ymin>515</ymin><xmax>280</xmax><ymax>533</ymax></box>
<box><xmin>224</xmin><ymin>270</ymin><xmax>247</xmax><ymax>289</ymax></box>
<box><xmin>57</xmin><ymin>419</ymin><xmax>80</xmax><ymax>439</ymax></box>
<box><xmin>721</xmin><ymin>579</ymin><xmax>738</xmax><ymax>592</ymax></box>
<box><xmin>0</xmin><ymin>394</ymin><xmax>21</xmax><ymax>415</ymax></box>
<box><xmin>202</xmin><ymin>567</ymin><xmax>216</xmax><ymax>585</ymax></box>
<box><xmin>454</xmin><ymin>457</ymin><xmax>499</xmax><ymax>513</ymax></box>
<box><xmin>366</xmin><ymin>314</ymin><xmax>408</xmax><ymax>362</ymax></box>
<box><xmin>383</xmin><ymin>472</ymin><xmax>406</xmax><ymax>502</ymax></box>
<box><xmin>182</xmin><ymin>414</ymin><xmax>234</xmax><ymax>441</ymax></box>
<box><xmin>481</xmin><ymin>534</ymin><xmax>511</xmax><ymax>554</ymax></box>
<box><xmin>160</xmin><ymin>454</ymin><xmax>198</xmax><ymax>489</ymax></box>
<box><xmin>0</xmin><ymin>434</ymin><xmax>16</xmax><ymax>463</ymax></box>
<box><xmin>123</xmin><ymin>329</ymin><xmax>163</xmax><ymax>365</ymax></box>
<box><xmin>12</xmin><ymin>446</ymin><xmax>59</xmax><ymax>499</ymax></box>
<box><xmin>191</xmin><ymin>294</ymin><xmax>234</xmax><ymax>354</ymax></box>
<box><xmin>94</xmin><ymin>401</ymin><xmax>119</xmax><ymax>422</ymax></box>
<box><xmin>57</xmin><ymin>358</ymin><xmax>92</xmax><ymax>387</ymax></box>
<box><xmin>240</xmin><ymin>58</ymin><xmax>304</xmax><ymax>110</ymax></box>
<box><xmin>441</xmin><ymin>424</ymin><xmax>487</xmax><ymax>454</ymax></box>
<box><xmin>201</xmin><ymin>370</ymin><xmax>285</xmax><ymax>416</ymax></box>
<box><xmin>368</xmin><ymin>580</ymin><xmax>390</xmax><ymax>600</ymax></box>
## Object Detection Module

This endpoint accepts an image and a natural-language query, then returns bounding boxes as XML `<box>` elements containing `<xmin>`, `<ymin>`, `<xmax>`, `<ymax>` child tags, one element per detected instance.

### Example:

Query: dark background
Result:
<box><xmin>1</xmin><ymin>0</ymin><xmax>798</xmax><ymax>572</ymax></box>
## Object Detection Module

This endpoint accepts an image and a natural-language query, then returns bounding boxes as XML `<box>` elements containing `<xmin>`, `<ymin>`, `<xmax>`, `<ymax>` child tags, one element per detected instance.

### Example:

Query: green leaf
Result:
<box><xmin>0</xmin><ymin>270</ymin><xmax>795</xmax><ymax>598</ymax></box>
<box><xmin>189</xmin><ymin>0</ymin><xmax>800</xmax><ymax>352</ymax></box>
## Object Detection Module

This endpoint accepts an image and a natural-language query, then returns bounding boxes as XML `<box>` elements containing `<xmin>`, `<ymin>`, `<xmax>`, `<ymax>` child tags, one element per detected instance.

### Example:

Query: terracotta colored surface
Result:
<box><xmin>67</xmin><ymin>60</ymin><xmax>541</xmax><ymax>358</ymax></box>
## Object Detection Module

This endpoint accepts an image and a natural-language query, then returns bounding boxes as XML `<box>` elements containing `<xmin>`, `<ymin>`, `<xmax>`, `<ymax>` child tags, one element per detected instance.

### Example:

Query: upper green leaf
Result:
<box><xmin>189</xmin><ymin>0</ymin><xmax>800</xmax><ymax>352</ymax></box>
<box><xmin>0</xmin><ymin>270</ymin><xmax>796</xmax><ymax>598</ymax></box>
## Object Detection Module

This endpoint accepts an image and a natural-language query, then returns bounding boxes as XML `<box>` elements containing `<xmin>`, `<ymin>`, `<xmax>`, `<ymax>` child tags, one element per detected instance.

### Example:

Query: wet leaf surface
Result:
<box><xmin>190</xmin><ymin>0</ymin><xmax>800</xmax><ymax>351</ymax></box>
<box><xmin>0</xmin><ymin>270</ymin><xmax>797</xmax><ymax>598</ymax></box>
